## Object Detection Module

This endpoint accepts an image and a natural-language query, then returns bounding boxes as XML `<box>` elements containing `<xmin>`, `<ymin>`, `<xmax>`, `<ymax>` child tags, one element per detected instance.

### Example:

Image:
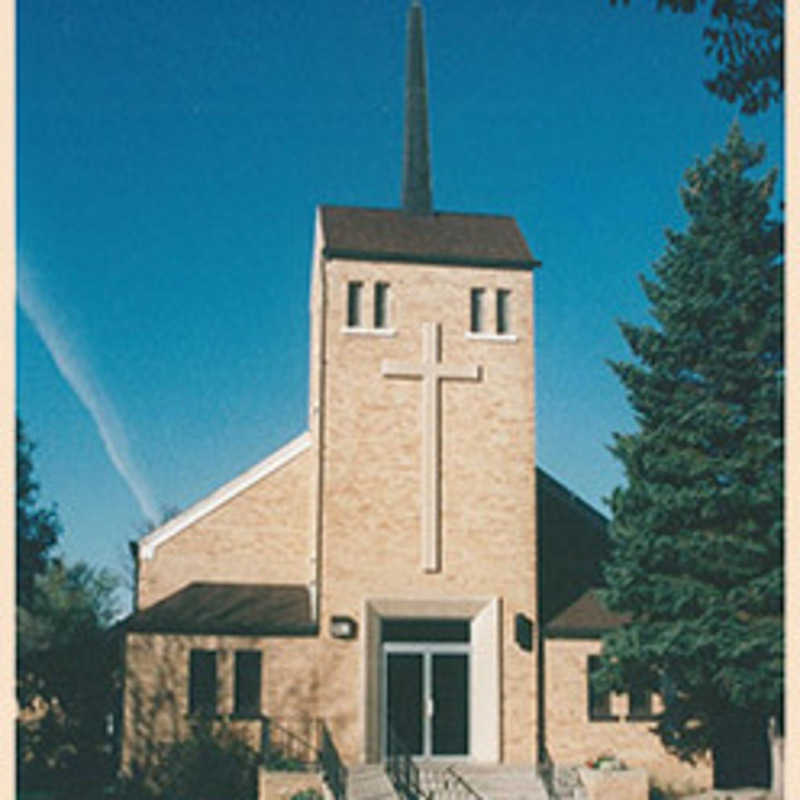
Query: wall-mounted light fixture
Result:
<box><xmin>330</xmin><ymin>615</ymin><xmax>358</xmax><ymax>640</ymax></box>
<box><xmin>515</xmin><ymin>613</ymin><xmax>534</xmax><ymax>651</ymax></box>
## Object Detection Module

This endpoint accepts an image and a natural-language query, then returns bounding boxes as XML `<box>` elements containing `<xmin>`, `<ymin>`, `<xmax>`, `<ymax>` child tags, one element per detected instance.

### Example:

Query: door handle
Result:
<box><xmin>426</xmin><ymin>697</ymin><xmax>435</xmax><ymax>718</ymax></box>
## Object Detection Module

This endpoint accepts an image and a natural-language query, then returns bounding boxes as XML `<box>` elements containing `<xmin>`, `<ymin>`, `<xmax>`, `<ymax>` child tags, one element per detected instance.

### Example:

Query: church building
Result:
<box><xmin>121</xmin><ymin>3</ymin><xmax>711</xmax><ymax>796</ymax></box>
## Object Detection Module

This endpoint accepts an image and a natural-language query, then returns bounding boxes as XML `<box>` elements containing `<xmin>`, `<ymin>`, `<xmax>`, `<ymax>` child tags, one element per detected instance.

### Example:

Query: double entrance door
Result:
<box><xmin>383</xmin><ymin>643</ymin><xmax>470</xmax><ymax>758</ymax></box>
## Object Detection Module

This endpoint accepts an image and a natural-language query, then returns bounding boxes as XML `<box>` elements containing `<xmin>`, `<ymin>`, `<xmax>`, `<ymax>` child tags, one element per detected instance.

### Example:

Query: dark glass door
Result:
<box><xmin>386</xmin><ymin>652</ymin><xmax>424</xmax><ymax>755</ymax></box>
<box><xmin>385</xmin><ymin>647</ymin><xmax>469</xmax><ymax>757</ymax></box>
<box><xmin>431</xmin><ymin>653</ymin><xmax>469</xmax><ymax>756</ymax></box>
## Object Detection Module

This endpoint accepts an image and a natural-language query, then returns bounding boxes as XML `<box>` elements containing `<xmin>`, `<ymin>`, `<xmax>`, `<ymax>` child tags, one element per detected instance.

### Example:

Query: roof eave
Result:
<box><xmin>322</xmin><ymin>247</ymin><xmax>540</xmax><ymax>270</ymax></box>
<box><xmin>138</xmin><ymin>432</ymin><xmax>311</xmax><ymax>560</ymax></box>
<box><xmin>125</xmin><ymin>621</ymin><xmax>320</xmax><ymax>638</ymax></box>
<box><xmin>544</xmin><ymin>626</ymin><xmax>622</xmax><ymax>639</ymax></box>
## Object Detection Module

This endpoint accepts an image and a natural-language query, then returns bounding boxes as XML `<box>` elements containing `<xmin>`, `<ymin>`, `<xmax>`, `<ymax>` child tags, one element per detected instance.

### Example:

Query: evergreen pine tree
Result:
<box><xmin>598</xmin><ymin>124</ymin><xmax>783</xmax><ymax>784</ymax></box>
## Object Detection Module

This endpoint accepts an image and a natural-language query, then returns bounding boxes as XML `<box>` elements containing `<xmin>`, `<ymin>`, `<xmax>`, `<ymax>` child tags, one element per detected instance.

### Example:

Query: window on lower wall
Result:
<box><xmin>627</xmin><ymin>681</ymin><xmax>655</xmax><ymax>720</ymax></box>
<box><xmin>587</xmin><ymin>655</ymin><xmax>618</xmax><ymax>721</ymax></box>
<box><xmin>234</xmin><ymin>651</ymin><xmax>262</xmax><ymax>717</ymax></box>
<box><xmin>189</xmin><ymin>650</ymin><xmax>217</xmax><ymax>716</ymax></box>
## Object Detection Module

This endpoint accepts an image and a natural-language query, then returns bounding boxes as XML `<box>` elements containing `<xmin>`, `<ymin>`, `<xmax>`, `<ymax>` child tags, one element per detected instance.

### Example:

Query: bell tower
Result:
<box><xmin>306</xmin><ymin>1</ymin><xmax>540</xmax><ymax>764</ymax></box>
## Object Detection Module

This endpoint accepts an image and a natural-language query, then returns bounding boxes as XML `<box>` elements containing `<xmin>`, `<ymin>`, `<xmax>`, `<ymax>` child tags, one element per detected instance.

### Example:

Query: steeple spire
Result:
<box><xmin>402</xmin><ymin>0</ymin><xmax>433</xmax><ymax>215</ymax></box>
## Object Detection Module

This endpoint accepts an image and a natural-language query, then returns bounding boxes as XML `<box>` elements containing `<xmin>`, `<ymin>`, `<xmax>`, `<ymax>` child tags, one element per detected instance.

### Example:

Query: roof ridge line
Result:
<box><xmin>318</xmin><ymin>203</ymin><xmax>518</xmax><ymax>220</ymax></box>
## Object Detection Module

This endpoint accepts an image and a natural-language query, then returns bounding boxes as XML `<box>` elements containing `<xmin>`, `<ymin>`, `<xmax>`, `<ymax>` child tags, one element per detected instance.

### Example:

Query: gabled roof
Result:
<box><xmin>319</xmin><ymin>205</ymin><xmax>539</xmax><ymax>269</ymax></box>
<box><xmin>536</xmin><ymin>467</ymin><xmax>610</xmax><ymax>626</ymax></box>
<box><xmin>536</xmin><ymin>467</ymin><xmax>609</xmax><ymax>530</ymax></box>
<box><xmin>124</xmin><ymin>582</ymin><xmax>316</xmax><ymax>636</ymax></box>
<box><xmin>544</xmin><ymin>589</ymin><xmax>631</xmax><ymax>639</ymax></box>
<box><xmin>138</xmin><ymin>432</ymin><xmax>311</xmax><ymax>560</ymax></box>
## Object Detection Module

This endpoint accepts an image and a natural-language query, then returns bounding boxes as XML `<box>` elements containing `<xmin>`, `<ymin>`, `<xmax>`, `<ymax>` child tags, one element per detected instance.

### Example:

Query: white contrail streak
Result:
<box><xmin>18</xmin><ymin>263</ymin><xmax>159</xmax><ymax>524</ymax></box>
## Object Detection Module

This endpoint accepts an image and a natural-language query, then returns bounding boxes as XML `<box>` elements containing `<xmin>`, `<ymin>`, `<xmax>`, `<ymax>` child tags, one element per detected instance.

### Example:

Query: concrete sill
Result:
<box><xmin>341</xmin><ymin>327</ymin><xmax>397</xmax><ymax>337</ymax></box>
<box><xmin>465</xmin><ymin>332</ymin><xmax>518</xmax><ymax>343</ymax></box>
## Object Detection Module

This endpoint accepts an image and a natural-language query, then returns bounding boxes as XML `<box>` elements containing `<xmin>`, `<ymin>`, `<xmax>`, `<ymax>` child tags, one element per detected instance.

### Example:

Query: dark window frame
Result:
<box><xmin>374</xmin><ymin>282</ymin><xmax>390</xmax><ymax>329</ymax></box>
<box><xmin>496</xmin><ymin>289</ymin><xmax>511</xmax><ymax>334</ymax></box>
<box><xmin>627</xmin><ymin>681</ymin><xmax>657</xmax><ymax>721</ymax></box>
<box><xmin>347</xmin><ymin>281</ymin><xmax>363</xmax><ymax>327</ymax></box>
<box><xmin>587</xmin><ymin>655</ymin><xmax>619</xmax><ymax>722</ymax></box>
<box><xmin>381</xmin><ymin>618</ymin><xmax>471</xmax><ymax>643</ymax></box>
<box><xmin>189</xmin><ymin>649</ymin><xmax>217</xmax><ymax>717</ymax></box>
<box><xmin>234</xmin><ymin>650</ymin><xmax>262</xmax><ymax>718</ymax></box>
<box><xmin>470</xmin><ymin>288</ymin><xmax>485</xmax><ymax>333</ymax></box>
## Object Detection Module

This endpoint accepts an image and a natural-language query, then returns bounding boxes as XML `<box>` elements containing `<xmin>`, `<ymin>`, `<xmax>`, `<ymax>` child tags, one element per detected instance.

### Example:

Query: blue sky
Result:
<box><xmin>17</xmin><ymin>0</ymin><xmax>783</xmax><ymax>612</ymax></box>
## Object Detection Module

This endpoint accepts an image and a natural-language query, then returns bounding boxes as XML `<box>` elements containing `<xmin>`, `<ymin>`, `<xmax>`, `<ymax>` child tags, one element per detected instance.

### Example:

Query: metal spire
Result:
<box><xmin>402</xmin><ymin>0</ymin><xmax>433</xmax><ymax>215</ymax></box>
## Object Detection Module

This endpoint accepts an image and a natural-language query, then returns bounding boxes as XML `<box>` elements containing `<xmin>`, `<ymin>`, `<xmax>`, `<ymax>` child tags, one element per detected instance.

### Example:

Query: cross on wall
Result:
<box><xmin>381</xmin><ymin>322</ymin><xmax>481</xmax><ymax>572</ymax></box>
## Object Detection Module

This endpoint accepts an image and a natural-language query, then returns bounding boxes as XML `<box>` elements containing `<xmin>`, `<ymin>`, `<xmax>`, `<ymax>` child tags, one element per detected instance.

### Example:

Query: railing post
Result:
<box><xmin>319</xmin><ymin>721</ymin><xmax>347</xmax><ymax>800</ymax></box>
<box><xmin>384</xmin><ymin>722</ymin><xmax>424</xmax><ymax>800</ymax></box>
<box><xmin>260</xmin><ymin>716</ymin><xmax>271</xmax><ymax>764</ymax></box>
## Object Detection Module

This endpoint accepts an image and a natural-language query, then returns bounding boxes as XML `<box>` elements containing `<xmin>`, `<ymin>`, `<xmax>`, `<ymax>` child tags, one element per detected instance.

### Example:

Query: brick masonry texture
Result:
<box><xmin>313</xmin><ymin>256</ymin><xmax>536</xmax><ymax>763</ymax></box>
<box><xmin>258</xmin><ymin>770</ymin><xmax>326</xmax><ymax>800</ymax></box>
<box><xmin>544</xmin><ymin>639</ymin><xmax>712</xmax><ymax>794</ymax></box>
<box><xmin>138</xmin><ymin>447</ymin><xmax>313</xmax><ymax>609</ymax></box>
<box><xmin>124</xmin><ymin>218</ymin><xmax>710</xmax><ymax>786</ymax></box>
<box><xmin>123</xmin><ymin>632</ymin><xmax>321</xmax><ymax>770</ymax></box>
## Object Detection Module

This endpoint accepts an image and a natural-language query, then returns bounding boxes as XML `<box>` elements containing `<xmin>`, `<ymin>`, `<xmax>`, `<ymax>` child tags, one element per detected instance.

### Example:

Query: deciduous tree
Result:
<box><xmin>611</xmin><ymin>0</ymin><xmax>783</xmax><ymax>113</ymax></box>
<box><xmin>17</xmin><ymin>560</ymin><xmax>121</xmax><ymax>796</ymax></box>
<box><xmin>17</xmin><ymin>418</ymin><xmax>62</xmax><ymax>608</ymax></box>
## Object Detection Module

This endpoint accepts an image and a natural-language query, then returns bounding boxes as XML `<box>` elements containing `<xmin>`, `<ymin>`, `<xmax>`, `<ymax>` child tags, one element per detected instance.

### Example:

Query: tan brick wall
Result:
<box><xmin>544</xmin><ymin>638</ymin><xmax>712</xmax><ymax>794</ymax></box>
<box><xmin>138</xmin><ymin>447</ymin><xmax>312</xmax><ymax>609</ymax></box>
<box><xmin>259</xmin><ymin>769</ymin><xmax>327</xmax><ymax>800</ymax></box>
<box><xmin>129</xmin><ymin>226</ymin><xmax>539</xmax><ymax>768</ymax></box>
<box><xmin>314</xmin><ymin>256</ymin><xmax>537</xmax><ymax>764</ymax></box>
<box><xmin>123</xmin><ymin>632</ymin><xmax>320</xmax><ymax>772</ymax></box>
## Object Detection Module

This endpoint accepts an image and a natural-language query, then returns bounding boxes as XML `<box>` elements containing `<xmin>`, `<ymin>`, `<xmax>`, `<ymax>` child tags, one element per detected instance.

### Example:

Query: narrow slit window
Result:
<box><xmin>234</xmin><ymin>651</ymin><xmax>262</xmax><ymax>717</ymax></box>
<box><xmin>496</xmin><ymin>289</ymin><xmax>511</xmax><ymax>334</ymax></box>
<box><xmin>587</xmin><ymin>656</ymin><xmax>613</xmax><ymax>720</ymax></box>
<box><xmin>347</xmin><ymin>281</ymin><xmax>363</xmax><ymax>327</ymax></box>
<box><xmin>470</xmin><ymin>288</ymin><xmax>485</xmax><ymax>333</ymax></box>
<box><xmin>189</xmin><ymin>650</ymin><xmax>217</xmax><ymax>716</ymax></box>
<box><xmin>374</xmin><ymin>282</ymin><xmax>390</xmax><ymax>329</ymax></box>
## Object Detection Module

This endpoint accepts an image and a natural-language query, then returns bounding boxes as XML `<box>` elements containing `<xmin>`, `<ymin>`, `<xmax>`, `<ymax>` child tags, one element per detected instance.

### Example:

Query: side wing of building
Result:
<box><xmin>135</xmin><ymin>432</ymin><xmax>314</xmax><ymax>609</ymax></box>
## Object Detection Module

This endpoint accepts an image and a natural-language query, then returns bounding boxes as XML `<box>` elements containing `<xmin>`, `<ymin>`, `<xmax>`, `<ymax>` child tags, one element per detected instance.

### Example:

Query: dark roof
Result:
<box><xmin>124</xmin><ymin>582</ymin><xmax>316</xmax><ymax>637</ymax></box>
<box><xmin>536</xmin><ymin>467</ymin><xmax>610</xmax><ymax>626</ymax></box>
<box><xmin>319</xmin><ymin>205</ymin><xmax>539</xmax><ymax>269</ymax></box>
<box><xmin>545</xmin><ymin>589</ymin><xmax>630</xmax><ymax>639</ymax></box>
<box><xmin>536</xmin><ymin>467</ymin><xmax>608</xmax><ymax>531</ymax></box>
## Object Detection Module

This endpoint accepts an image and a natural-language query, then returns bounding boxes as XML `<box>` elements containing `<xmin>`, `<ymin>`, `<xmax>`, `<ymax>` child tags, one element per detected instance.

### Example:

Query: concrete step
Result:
<box><xmin>347</xmin><ymin>763</ymin><xmax>400</xmax><ymax>800</ymax></box>
<box><xmin>417</xmin><ymin>762</ymin><xmax>549</xmax><ymax>800</ymax></box>
<box><xmin>346</xmin><ymin>761</ymin><xmax>549</xmax><ymax>800</ymax></box>
<box><xmin>683</xmin><ymin>792</ymin><xmax>777</xmax><ymax>800</ymax></box>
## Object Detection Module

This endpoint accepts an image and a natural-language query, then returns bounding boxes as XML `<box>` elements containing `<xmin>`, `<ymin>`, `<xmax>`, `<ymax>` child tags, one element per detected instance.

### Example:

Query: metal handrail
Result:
<box><xmin>261</xmin><ymin>716</ymin><xmax>320</xmax><ymax>770</ymax></box>
<box><xmin>384</xmin><ymin>724</ymin><xmax>426</xmax><ymax>799</ymax></box>
<box><xmin>259</xmin><ymin>717</ymin><xmax>347</xmax><ymax>800</ymax></box>
<box><xmin>440</xmin><ymin>765</ymin><xmax>485</xmax><ymax>800</ymax></box>
<box><xmin>320</xmin><ymin>723</ymin><xmax>348</xmax><ymax>800</ymax></box>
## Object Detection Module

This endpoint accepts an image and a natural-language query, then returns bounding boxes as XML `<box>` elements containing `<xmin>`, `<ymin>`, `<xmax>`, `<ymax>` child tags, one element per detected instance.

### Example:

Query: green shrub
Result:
<box><xmin>289</xmin><ymin>791</ymin><xmax>323</xmax><ymax>800</ymax></box>
<box><xmin>120</xmin><ymin>721</ymin><xmax>259</xmax><ymax>800</ymax></box>
<box><xmin>649</xmin><ymin>784</ymin><xmax>678</xmax><ymax>800</ymax></box>
<box><xmin>263</xmin><ymin>748</ymin><xmax>311</xmax><ymax>772</ymax></box>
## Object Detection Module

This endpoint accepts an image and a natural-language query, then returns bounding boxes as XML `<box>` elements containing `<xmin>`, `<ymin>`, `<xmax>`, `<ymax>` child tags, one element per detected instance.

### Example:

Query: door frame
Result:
<box><xmin>363</xmin><ymin>597</ymin><xmax>501</xmax><ymax>764</ymax></box>
<box><xmin>381</xmin><ymin>641</ymin><xmax>471</xmax><ymax>759</ymax></box>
